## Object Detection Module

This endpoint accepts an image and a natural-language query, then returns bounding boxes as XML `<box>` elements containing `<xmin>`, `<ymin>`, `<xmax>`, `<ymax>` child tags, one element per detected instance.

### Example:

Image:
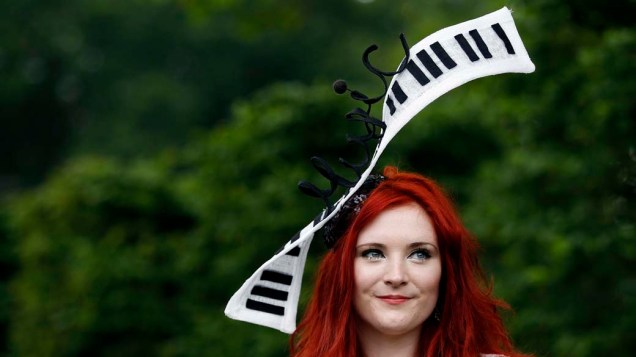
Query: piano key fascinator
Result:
<box><xmin>225</xmin><ymin>7</ymin><xmax>535</xmax><ymax>333</ymax></box>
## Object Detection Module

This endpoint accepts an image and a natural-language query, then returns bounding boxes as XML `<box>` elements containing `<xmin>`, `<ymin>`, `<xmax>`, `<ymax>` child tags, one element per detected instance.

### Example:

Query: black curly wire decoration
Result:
<box><xmin>297</xmin><ymin>34</ymin><xmax>410</xmax><ymax>212</ymax></box>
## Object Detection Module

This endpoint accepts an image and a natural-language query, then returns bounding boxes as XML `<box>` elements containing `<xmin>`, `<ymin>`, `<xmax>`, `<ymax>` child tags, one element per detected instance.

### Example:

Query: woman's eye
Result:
<box><xmin>361</xmin><ymin>249</ymin><xmax>384</xmax><ymax>260</ymax></box>
<box><xmin>409</xmin><ymin>249</ymin><xmax>432</xmax><ymax>261</ymax></box>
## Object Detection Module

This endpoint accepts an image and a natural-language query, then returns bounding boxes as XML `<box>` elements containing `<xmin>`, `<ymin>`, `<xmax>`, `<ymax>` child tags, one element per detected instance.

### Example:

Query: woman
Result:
<box><xmin>290</xmin><ymin>166</ymin><xmax>530</xmax><ymax>357</ymax></box>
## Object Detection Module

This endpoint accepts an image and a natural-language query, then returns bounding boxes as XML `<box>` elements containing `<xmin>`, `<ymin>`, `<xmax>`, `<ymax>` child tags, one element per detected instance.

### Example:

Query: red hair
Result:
<box><xmin>290</xmin><ymin>166</ymin><xmax>530</xmax><ymax>357</ymax></box>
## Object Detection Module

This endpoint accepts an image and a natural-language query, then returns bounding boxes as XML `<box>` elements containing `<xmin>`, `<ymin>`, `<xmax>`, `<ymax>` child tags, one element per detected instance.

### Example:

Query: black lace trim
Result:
<box><xmin>297</xmin><ymin>34</ymin><xmax>410</xmax><ymax>212</ymax></box>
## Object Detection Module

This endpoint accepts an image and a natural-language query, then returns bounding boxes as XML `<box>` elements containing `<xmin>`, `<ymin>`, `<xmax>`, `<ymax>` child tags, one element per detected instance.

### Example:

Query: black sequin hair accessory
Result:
<box><xmin>322</xmin><ymin>174</ymin><xmax>385</xmax><ymax>248</ymax></box>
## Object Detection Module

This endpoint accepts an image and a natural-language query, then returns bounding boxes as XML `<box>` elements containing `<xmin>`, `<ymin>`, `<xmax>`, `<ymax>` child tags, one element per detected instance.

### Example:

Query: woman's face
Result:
<box><xmin>353</xmin><ymin>202</ymin><xmax>442</xmax><ymax>338</ymax></box>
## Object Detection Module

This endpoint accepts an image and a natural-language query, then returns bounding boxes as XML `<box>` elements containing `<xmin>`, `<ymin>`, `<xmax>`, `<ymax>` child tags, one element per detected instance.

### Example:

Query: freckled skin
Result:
<box><xmin>354</xmin><ymin>203</ymin><xmax>442</xmax><ymax>339</ymax></box>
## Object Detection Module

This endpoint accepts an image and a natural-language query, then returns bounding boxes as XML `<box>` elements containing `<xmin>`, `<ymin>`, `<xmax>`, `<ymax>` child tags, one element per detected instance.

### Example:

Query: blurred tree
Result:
<box><xmin>7</xmin><ymin>83</ymin><xmax>357</xmax><ymax>355</ymax></box>
<box><xmin>6</xmin><ymin>157</ymin><xmax>197</xmax><ymax>355</ymax></box>
<box><xmin>0</xmin><ymin>0</ymin><xmax>405</xmax><ymax>191</ymax></box>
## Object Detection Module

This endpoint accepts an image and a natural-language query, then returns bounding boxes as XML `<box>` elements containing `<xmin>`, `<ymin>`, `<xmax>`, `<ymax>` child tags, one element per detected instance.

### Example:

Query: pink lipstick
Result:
<box><xmin>377</xmin><ymin>295</ymin><xmax>411</xmax><ymax>305</ymax></box>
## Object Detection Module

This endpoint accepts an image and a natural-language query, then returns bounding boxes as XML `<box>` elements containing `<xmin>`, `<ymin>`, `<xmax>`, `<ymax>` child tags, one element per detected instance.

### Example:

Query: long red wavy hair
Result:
<box><xmin>290</xmin><ymin>166</ymin><xmax>530</xmax><ymax>357</ymax></box>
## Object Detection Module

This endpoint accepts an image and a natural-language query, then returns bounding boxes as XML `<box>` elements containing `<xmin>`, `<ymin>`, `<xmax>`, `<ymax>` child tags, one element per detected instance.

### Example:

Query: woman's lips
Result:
<box><xmin>377</xmin><ymin>295</ymin><xmax>411</xmax><ymax>305</ymax></box>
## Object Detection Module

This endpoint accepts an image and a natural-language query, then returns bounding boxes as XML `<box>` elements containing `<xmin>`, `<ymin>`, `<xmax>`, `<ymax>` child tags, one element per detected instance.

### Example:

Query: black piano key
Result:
<box><xmin>290</xmin><ymin>230</ymin><xmax>300</xmax><ymax>243</ymax></box>
<box><xmin>469</xmin><ymin>29</ymin><xmax>492</xmax><ymax>58</ymax></box>
<box><xmin>285</xmin><ymin>246</ymin><xmax>300</xmax><ymax>257</ymax></box>
<box><xmin>416</xmin><ymin>49</ymin><xmax>443</xmax><ymax>78</ymax></box>
<box><xmin>491</xmin><ymin>23</ymin><xmax>515</xmax><ymax>54</ymax></box>
<box><xmin>313</xmin><ymin>211</ymin><xmax>325</xmax><ymax>225</ymax></box>
<box><xmin>261</xmin><ymin>270</ymin><xmax>293</xmax><ymax>285</ymax></box>
<box><xmin>275</xmin><ymin>231</ymin><xmax>300</xmax><ymax>255</ymax></box>
<box><xmin>386</xmin><ymin>97</ymin><xmax>396</xmax><ymax>115</ymax></box>
<box><xmin>246</xmin><ymin>299</ymin><xmax>285</xmax><ymax>316</ymax></box>
<box><xmin>430</xmin><ymin>42</ymin><xmax>457</xmax><ymax>70</ymax></box>
<box><xmin>455</xmin><ymin>34</ymin><xmax>479</xmax><ymax>62</ymax></box>
<box><xmin>391</xmin><ymin>81</ymin><xmax>408</xmax><ymax>104</ymax></box>
<box><xmin>251</xmin><ymin>285</ymin><xmax>289</xmax><ymax>301</ymax></box>
<box><xmin>406</xmin><ymin>60</ymin><xmax>430</xmax><ymax>86</ymax></box>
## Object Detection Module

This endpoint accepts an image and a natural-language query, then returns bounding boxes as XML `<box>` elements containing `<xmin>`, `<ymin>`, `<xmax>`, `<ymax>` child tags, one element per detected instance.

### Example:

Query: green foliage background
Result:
<box><xmin>1</xmin><ymin>0</ymin><xmax>634</xmax><ymax>355</ymax></box>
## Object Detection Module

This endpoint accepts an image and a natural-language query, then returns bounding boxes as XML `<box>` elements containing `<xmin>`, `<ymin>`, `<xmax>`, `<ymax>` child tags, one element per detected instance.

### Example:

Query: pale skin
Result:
<box><xmin>353</xmin><ymin>203</ymin><xmax>442</xmax><ymax>357</ymax></box>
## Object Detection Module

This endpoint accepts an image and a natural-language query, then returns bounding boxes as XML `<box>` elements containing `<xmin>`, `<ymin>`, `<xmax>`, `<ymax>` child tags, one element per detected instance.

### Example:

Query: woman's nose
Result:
<box><xmin>384</xmin><ymin>259</ymin><xmax>408</xmax><ymax>287</ymax></box>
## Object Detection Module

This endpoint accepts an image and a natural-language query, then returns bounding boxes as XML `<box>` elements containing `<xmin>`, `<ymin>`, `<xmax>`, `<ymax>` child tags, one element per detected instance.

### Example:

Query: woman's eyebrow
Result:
<box><xmin>356</xmin><ymin>242</ymin><xmax>439</xmax><ymax>250</ymax></box>
<box><xmin>355</xmin><ymin>243</ymin><xmax>386</xmax><ymax>249</ymax></box>
<box><xmin>408</xmin><ymin>241</ymin><xmax>439</xmax><ymax>251</ymax></box>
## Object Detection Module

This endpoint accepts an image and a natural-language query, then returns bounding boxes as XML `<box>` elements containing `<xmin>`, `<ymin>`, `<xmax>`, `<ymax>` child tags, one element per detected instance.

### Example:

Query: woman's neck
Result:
<box><xmin>357</xmin><ymin>324</ymin><xmax>422</xmax><ymax>357</ymax></box>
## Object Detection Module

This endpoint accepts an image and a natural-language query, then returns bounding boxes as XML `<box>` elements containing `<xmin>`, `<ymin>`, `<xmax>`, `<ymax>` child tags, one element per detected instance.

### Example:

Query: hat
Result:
<box><xmin>225</xmin><ymin>6</ymin><xmax>534</xmax><ymax>334</ymax></box>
